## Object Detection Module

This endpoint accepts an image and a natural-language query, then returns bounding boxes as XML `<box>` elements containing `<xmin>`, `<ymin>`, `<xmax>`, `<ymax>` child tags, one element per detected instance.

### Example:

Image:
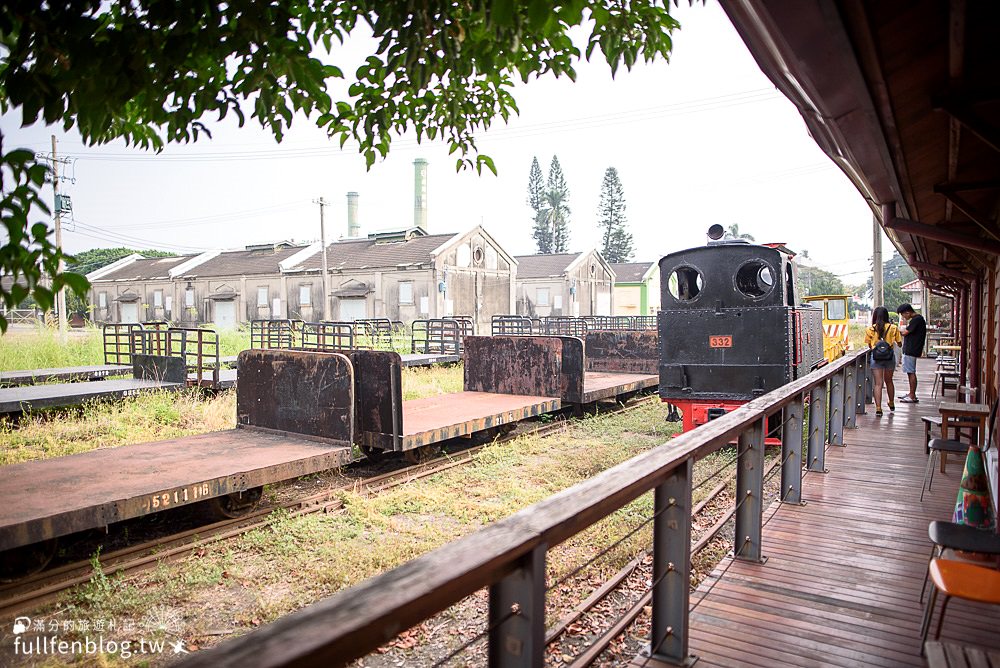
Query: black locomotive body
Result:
<box><xmin>658</xmin><ymin>239</ymin><xmax>825</xmax><ymax>433</ymax></box>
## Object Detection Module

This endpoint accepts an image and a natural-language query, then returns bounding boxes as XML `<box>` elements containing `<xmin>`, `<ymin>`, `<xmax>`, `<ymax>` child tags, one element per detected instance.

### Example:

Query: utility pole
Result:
<box><xmin>314</xmin><ymin>198</ymin><xmax>331</xmax><ymax>320</ymax></box>
<box><xmin>872</xmin><ymin>214</ymin><xmax>884</xmax><ymax>308</ymax></box>
<box><xmin>52</xmin><ymin>135</ymin><xmax>68</xmax><ymax>341</ymax></box>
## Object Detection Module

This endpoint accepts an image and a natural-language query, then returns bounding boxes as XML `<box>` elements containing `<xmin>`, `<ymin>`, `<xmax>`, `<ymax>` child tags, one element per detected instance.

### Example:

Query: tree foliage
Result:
<box><xmin>545</xmin><ymin>156</ymin><xmax>571</xmax><ymax>253</ymax></box>
<box><xmin>597</xmin><ymin>166</ymin><xmax>632</xmax><ymax>262</ymax></box>
<box><xmin>727</xmin><ymin>223</ymin><xmax>754</xmax><ymax>242</ymax></box>
<box><xmin>527</xmin><ymin>156</ymin><xmax>551</xmax><ymax>253</ymax></box>
<box><xmin>0</xmin><ymin>1</ymin><xmax>681</xmax><ymax>331</ymax></box>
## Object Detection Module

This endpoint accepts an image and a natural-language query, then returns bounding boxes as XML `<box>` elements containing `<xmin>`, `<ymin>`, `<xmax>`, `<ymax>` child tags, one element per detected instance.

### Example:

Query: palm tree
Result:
<box><xmin>727</xmin><ymin>223</ymin><xmax>755</xmax><ymax>242</ymax></box>
<box><xmin>542</xmin><ymin>189</ymin><xmax>571</xmax><ymax>253</ymax></box>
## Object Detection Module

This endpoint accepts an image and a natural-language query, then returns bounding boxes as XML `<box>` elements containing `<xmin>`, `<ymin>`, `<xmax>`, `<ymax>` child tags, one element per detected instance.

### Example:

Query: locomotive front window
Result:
<box><xmin>735</xmin><ymin>261</ymin><xmax>775</xmax><ymax>298</ymax></box>
<box><xmin>827</xmin><ymin>298</ymin><xmax>847</xmax><ymax>320</ymax></box>
<box><xmin>667</xmin><ymin>266</ymin><xmax>703</xmax><ymax>301</ymax></box>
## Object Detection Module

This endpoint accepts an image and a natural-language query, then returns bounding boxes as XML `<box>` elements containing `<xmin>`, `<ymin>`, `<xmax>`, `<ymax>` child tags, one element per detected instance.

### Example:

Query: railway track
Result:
<box><xmin>0</xmin><ymin>396</ymin><xmax>656</xmax><ymax>619</ymax></box>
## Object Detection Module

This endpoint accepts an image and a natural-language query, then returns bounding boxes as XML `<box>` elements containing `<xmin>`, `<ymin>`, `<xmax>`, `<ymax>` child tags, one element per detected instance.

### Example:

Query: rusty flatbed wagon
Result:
<box><xmin>0</xmin><ymin>356</ymin><xmax>188</xmax><ymax>415</ymax></box>
<box><xmin>0</xmin><ymin>364</ymin><xmax>134</xmax><ymax>387</ymax></box>
<box><xmin>0</xmin><ymin>350</ymin><xmax>354</xmax><ymax>576</ymax></box>
<box><xmin>355</xmin><ymin>332</ymin><xmax>658</xmax><ymax>459</ymax></box>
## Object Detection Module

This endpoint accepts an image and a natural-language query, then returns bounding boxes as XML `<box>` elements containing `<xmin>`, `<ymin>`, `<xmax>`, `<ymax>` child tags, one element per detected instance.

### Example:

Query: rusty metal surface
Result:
<box><xmin>400</xmin><ymin>392</ymin><xmax>560</xmax><ymax>449</ymax></box>
<box><xmin>585</xmin><ymin>331</ymin><xmax>659</xmax><ymax>374</ymax></box>
<box><xmin>463</xmin><ymin>335</ymin><xmax>584</xmax><ymax>402</ymax></box>
<box><xmin>236</xmin><ymin>349</ymin><xmax>353</xmax><ymax>443</ymax></box>
<box><xmin>133</xmin><ymin>353</ymin><xmax>187</xmax><ymax>383</ymax></box>
<box><xmin>0</xmin><ymin>430</ymin><xmax>352</xmax><ymax>550</ymax></box>
<box><xmin>0</xmin><ymin>364</ymin><xmax>132</xmax><ymax>387</ymax></box>
<box><xmin>349</xmin><ymin>351</ymin><xmax>402</xmax><ymax>448</ymax></box>
<box><xmin>582</xmin><ymin>372</ymin><xmax>658</xmax><ymax>403</ymax></box>
<box><xmin>0</xmin><ymin>378</ymin><xmax>183</xmax><ymax>415</ymax></box>
<box><xmin>398</xmin><ymin>353</ymin><xmax>461</xmax><ymax>367</ymax></box>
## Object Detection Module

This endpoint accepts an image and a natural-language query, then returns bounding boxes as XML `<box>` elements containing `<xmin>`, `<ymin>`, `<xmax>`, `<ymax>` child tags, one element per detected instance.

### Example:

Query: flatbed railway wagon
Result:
<box><xmin>0</xmin><ymin>332</ymin><xmax>657</xmax><ymax>579</ymax></box>
<box><xmin>658</xmin><ymin>233</ymin><xmax>825</xmax><ymax>434</ymax></box>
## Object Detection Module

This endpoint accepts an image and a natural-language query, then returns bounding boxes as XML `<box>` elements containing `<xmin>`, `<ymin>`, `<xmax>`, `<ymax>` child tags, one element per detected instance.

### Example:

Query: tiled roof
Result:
<box><xmin>513</xmin><ymin>253</ymin><xmax>581</xmax><ymax>279</ymax></box>
<box><xmin>183</xmin><ymin>246</ymin><xmax>306</xmax><ymax>277</ymax></box>
<box><xmin>94</xmin><ymin>255</ymin><xmax>194</xmax><ymax>281</ymax></box>
<box><xmin>291</xmin><ymin>233</ymin><xmax>456</xmax><ymax>271</ymax></box>
<box><xmin>611</xmin><ymin>262</ymin><xmax>655</xmax><ymax>283</ymax></box>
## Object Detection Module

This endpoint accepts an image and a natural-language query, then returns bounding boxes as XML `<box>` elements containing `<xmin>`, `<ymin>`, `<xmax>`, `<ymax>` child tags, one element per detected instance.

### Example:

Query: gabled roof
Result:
<box><xmin>290</xmin><ymin>232</ymin><xmax>457</xmax><ymax>272</ymax></box>
<box><xmin>93</xmin><ymin>255</ymin><xmax>195</xmax><ymax>282</ymax></box>
<box><xmin>610</xmin><ymin>261</ymin><xmax>656</xmax><ymax>283</ymax></box>
<box><xmin>513</xmin><ymin>253</ymin><xmax>581</xmax><ymax>279</ymax></box>
<box><xmin>178</xmin><ymin>245</ymin><xmax>307</xmax><ymax>277</ymax></box>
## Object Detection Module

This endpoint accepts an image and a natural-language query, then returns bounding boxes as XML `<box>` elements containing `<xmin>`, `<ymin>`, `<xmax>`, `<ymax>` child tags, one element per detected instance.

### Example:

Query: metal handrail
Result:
<box><xmin>180</xmin><ymin>348</ymin><xmax>869</xmax><ymax>668</ymax></box>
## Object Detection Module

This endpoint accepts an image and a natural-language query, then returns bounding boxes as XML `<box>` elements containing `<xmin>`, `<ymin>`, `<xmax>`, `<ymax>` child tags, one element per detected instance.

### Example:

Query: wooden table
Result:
<box><xmin>934</xmin><ymin>344</ymin><xmax>962</xmax><ymax>354</ymax></box>
<box><xmin>938</xmin><ymin>401</ymin><xmax>989</xmax><ymax>472</ymax></box>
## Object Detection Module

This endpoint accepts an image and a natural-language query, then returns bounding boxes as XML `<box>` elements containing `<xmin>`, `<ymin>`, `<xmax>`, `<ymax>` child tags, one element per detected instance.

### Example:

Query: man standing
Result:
<box><xmin>898</xmin><ymin>303</ymin><xmax>927</xmax><ymax>403</ymax></box>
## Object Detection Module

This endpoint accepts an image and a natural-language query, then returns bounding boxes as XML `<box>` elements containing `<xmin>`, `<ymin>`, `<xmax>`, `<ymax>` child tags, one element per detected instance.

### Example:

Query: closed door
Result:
<box><xmin>215</xmin><ymin>300</ymin><xmax>237</xmax><ymax>329</ymax></box>
<box><xmin>596</xmin><ymin>291</ymin><xmax>611</xmax><ymax>316</ymax></box>
<box><xmin>120</xmin><ymin>302</ymin><xmax>139</xmax><ymax>323</ymax></box>
<box><xmin>339</xmin><ymin>298</ymin><xmax>367</xmax><ymax>320</ymax></box>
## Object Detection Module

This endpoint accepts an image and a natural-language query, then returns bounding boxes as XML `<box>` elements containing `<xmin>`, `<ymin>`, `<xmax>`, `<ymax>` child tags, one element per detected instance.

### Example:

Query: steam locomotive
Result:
<box><xmin>658</xmin><ymin>226</ymin><xmax>827</xmax><ymax>433</ymax></box>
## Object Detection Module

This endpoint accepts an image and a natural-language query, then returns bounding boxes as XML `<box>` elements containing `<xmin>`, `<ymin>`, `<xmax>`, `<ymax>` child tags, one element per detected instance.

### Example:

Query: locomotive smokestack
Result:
<box><xmin>347</xmin><ymin>191</ymin><xmax>360</xmax><ymax>238</ymax></box>
<box><xmin>414</xmin><ymin>158</ymin><xmax>428</xmax><ymax>231</ymax></box>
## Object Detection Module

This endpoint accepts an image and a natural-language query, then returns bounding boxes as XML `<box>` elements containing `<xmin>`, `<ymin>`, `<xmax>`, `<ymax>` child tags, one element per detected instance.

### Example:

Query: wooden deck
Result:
<box><xmin>635</xmin><ymin>357</ymin><xmax>1000</xmax><ymax>668</ymax></box>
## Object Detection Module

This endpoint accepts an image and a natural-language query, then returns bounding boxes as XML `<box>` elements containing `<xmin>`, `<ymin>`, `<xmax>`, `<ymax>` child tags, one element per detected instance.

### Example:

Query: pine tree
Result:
<box><xmin>527</xmin><ymin>157</ymin><xmax>551</xmax><ymax>253</ymax></box>
<box><xmin>596</xmin><ymin>167</ymin><xmax>633</xmax><ymax>263</ymax></box>
<box><xmin>545</xmin><ymin>156</ymin><xmax>571</xmax><ymax>253</ymax></box>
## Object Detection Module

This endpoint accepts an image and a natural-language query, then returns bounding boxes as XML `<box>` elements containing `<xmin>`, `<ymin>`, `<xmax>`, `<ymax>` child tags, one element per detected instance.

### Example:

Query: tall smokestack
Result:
<box><xmin>347</xmin><ymin>191</ymin><xmax>360</xmax><ymax>238</ymax></box>
<box><xmin>413</xmin><ymin>158</ymin><xmax>428</xmax><ymax>231</ymax></box>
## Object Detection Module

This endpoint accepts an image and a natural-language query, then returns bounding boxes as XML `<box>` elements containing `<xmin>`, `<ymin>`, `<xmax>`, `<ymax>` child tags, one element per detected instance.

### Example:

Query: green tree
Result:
<box><xmin>865</xmin><ymin>251</ymin><xmax>917</xmax><ymax>302</ymax></box>
<box><xmin>597</xmin><ymin>167</ymin><xmax>633</xmax><ymax>263</ymax></box>
<box><xmin>527</xmin><ymin>157</ymin><xmax>551</xmax><ymax>254</ymax></box>
<box><xmin>545</xmin><ymin>156</ymin><xmax>571</xmax><ymax>253</ymax></box>
<box><xmin>0</xmin><ymin>1</ymin><xmax>682</xmax><ymax>330</ymax></box>
<box><xmin>798</xmin><ymin>265</ymin><xmax>845</xmax><ymax>299</ymax></box>
<box><xmin>727</xmin><ymin>223</ymin><xmax>755</xmax><ymax>242</ymax></box>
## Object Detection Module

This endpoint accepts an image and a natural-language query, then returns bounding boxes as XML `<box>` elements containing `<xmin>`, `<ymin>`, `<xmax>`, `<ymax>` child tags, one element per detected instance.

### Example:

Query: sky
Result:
<box><xmin>1</xmin><ymin>1</ymin><xmax>893</xmax><ymax>287</ymax></box>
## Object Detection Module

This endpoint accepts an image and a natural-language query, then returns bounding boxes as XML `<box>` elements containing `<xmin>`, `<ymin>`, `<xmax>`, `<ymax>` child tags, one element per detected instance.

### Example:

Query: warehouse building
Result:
<box><xmin>610</xmin><ymin>261</ymin><xmax>660</xmax><ymax>316</ymax></box>
<box><xmin>514</xmin><ymin>250</ymin><xmax>615</xmax><ymax>318</ymax></box>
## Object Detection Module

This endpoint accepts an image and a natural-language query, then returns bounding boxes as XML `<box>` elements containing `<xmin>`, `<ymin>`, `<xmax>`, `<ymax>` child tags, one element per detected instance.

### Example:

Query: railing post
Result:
<box><xmin>647</xmin><ymin>459</ymin><xmax>695</xmax><ymax>665</ymax></box>
<box><xmin>488</xmin><ymin>545</ymin><xmax>546</xmax><ymax>668</ymax></box>
<box><xmin>855</xmin><ymin>356</ymin><xmax>866</xmax><ymax>416</ymax></box>
<box><xmin>864</xmin><ymin>355</ymin><xmax>873</xmax><ymax>405</ymax></box>
<box><xmin>807</xmin><ymin>383</ymin><xmax>828</xmax><ymax>472</ymax></box>
<box><xmin>828</xmin><ymin>369</ymin><xmax>845</xmax><ymax>446</ymax></box>
<box><xmin>844</xmin><ymin>362</ymin><xmax>857</xmax><ymax>428</ymax></box>
<box><xmin>735</xmin><ymin>416</ymin><xmax>766</xmax><ymax>563</ymax></box>
<box><xmin>781</xmin><ymin>395</ymin><xmax>804</xmax><ymax>504</ymax></box>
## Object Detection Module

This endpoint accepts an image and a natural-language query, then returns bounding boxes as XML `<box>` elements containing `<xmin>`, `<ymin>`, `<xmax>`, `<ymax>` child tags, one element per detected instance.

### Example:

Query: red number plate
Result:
<box><xmin>709</xmin><ymin>335</ymin><xmax>733</xmax><ymax>348</ymax></box>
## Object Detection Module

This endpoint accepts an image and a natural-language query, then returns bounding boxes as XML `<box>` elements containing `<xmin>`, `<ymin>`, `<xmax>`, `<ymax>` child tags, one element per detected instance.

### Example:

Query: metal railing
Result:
<box><xmin>180</xmin><ymin>348</ymin><xmax>870</xmax><ymax>668</ymax></box>
<box><xmin>411</xmin><ymin>318</ymin><xmax>465</xmax><ymax>355</ymax></box>
<box><xmin>491</xmin><ymin>315</ymin><xmax>535</xmax><ymax>336</ymax></box>
<box><xmin>299</xmin><ymin>321</ymin><xmax>360</xmax><ymax>352</ymax></box>
<box><xmin>250</xmin><ymin>319</ymin><xmax>298</xmax><ymax>349</ymax></box>
<box><xmin>541</xmin><ymin>316</ymin><xmax>589</xmax><ymax>336</ymax></box>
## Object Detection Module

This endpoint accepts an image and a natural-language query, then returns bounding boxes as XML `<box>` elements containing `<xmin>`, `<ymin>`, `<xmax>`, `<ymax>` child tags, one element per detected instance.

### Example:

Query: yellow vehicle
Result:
<box><xmin>803</xmin><ymin>294</ymin><xmax>851</xmax><ymax>362</ymax></box>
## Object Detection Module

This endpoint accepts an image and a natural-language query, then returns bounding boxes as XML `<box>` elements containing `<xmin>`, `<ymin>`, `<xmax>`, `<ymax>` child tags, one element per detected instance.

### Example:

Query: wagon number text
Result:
<box><xmin>709</xmin><ymin>335</ymin><xmax>733</xmax><ymax>348</ymax></box>
<box><xmin>142</xmin><ymin>484</ymin><xmax>212</xmax><ymax>512</ymax></box>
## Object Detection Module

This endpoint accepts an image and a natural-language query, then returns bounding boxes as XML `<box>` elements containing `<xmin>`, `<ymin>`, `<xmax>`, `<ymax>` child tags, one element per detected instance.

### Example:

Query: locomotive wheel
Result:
<box><xmin>403</xmin><ymin>445</ymin><xmax>439</xmax><ymax>464</ymax></box>
<box><xmin>360</xmin><ymin>446</ymin><xmax>385</xmax><ymax>463</ymax></box>
<box><xmin>206</xmin><ymin>487</ymin><xmax>264</xmax><ymax>520</ymax></box>
<box><xmin>0</xmin><ymin>538</ymin><xmax>58</xmax><ymax>582</ymax></box>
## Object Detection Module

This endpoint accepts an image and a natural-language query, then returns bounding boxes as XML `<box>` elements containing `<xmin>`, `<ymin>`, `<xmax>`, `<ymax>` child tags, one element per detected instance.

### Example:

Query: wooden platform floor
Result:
<box><xmin>633</xmin><ymin>357</ymin><xmax>1000</xmax><ymax>668</ymax></box>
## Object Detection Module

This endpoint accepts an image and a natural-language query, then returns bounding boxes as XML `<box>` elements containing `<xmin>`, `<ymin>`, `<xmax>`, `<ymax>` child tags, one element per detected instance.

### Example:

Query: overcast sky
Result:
<box><xmin>1</xmin><ymin>1</ymin><xmax>891</xmax><ymax>287</ymax></box>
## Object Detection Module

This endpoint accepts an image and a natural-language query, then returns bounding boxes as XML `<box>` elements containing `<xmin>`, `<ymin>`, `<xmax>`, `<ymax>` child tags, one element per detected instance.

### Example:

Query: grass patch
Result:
<box><xmin>401</xmin><ymin>363</ymin><xmax>463</xmax><ymax>400</ymax></box>
<box><xmin>0</xmin><ymin>327</ymin><xmax>105</xmax><ymax>371</ymax></box>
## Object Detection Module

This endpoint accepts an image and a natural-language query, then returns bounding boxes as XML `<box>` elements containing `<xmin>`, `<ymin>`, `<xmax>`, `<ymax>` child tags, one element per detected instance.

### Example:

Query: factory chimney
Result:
<box><xmin>413</xmin><ymin>158</ymin><xmax>428</xmax><ymax>231</ymax></box>
<box><xmin>347</xmin><ymin>191</ymin><xmax>360</xmax><ymax>238</ymax></box>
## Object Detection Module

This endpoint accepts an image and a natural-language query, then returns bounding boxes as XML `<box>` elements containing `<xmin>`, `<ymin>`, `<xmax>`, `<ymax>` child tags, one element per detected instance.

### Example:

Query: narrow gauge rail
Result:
<box><xmin>0</xmin><ymin>332</ymin><xmax>657</xmax><ymax>579</ymax></box>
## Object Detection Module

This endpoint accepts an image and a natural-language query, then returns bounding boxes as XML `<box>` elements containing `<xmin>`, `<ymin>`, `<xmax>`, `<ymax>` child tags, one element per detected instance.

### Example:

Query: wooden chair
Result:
<box><xmin>921</xmin><ymin>558</ymin><xmax>1000</xmax><ymax>651</ymax></box>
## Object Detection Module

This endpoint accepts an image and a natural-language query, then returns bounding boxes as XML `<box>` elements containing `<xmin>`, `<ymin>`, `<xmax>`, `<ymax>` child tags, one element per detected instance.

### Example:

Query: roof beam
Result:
<box><xmin>935</xmin><ymin>178</ymin><xmax>1000</xmax><ymax>193</ymax></box>
<box><xmin>885</xmin><ymin>216</ymin><xmax>1000</xmax><ymax>254</ymax></box>
<box><xmin>933</xmin><ymin>190</ymin><xmax>1000</xmax><ymax>241</ymax></box>
<box><xmin>937</xmin><ymin>97</ymin><xmax>1000</xmax><ymax>155</ymax></box>
<box><xmin>910</xmin><ymin>261</ymin><xmax>975</xmax><ymax>281</ymax></box>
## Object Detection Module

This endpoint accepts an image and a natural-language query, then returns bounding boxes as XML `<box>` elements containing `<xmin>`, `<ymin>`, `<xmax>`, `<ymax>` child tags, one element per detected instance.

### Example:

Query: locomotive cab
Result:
<box><xmin>659</xmin><ymin>234</ymin><xmax>825</xmax><ymax>433</ymax></box>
